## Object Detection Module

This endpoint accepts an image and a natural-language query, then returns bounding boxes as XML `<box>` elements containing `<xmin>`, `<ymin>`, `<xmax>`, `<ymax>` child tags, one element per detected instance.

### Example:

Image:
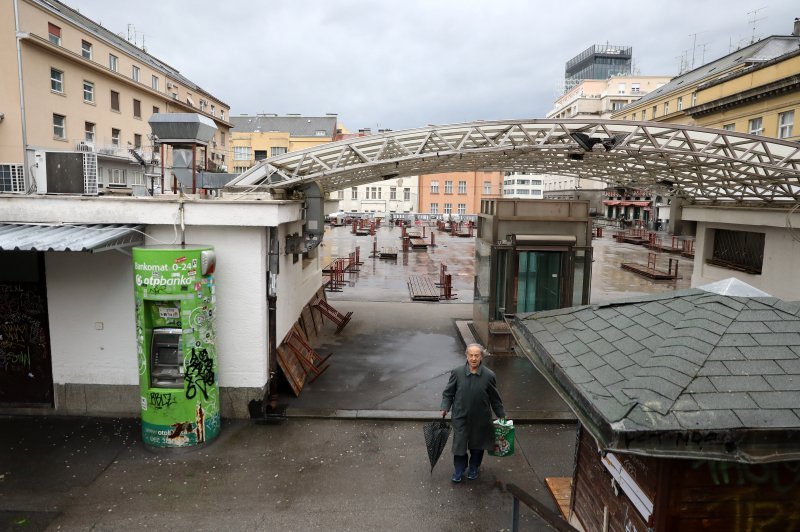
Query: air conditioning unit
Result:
<box><xmin>33</xmin><ymin>151</ymin><xmax>99</xmax><ymax>195</ymax></box>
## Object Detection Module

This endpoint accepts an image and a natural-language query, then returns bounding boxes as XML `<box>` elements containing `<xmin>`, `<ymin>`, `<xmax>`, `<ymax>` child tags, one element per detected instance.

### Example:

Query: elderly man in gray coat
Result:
<box><xmin>441</xmin><ymin>343</ymin><xmax>505</xmax><ymax>483</ymax></box>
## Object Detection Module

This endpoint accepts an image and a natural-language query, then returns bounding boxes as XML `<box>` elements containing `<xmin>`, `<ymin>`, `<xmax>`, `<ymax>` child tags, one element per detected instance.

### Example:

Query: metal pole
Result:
<box><xmin>160</xmin><ymin>143</ymin><xmax>165</xmax><ymax>193</ymax></box>
<box><xmin>512</xmin><ymin>497</ymin><xmax>519</xmax><ymax>532</ymax></box>
<box><xmin>191</xmin><ymin>142</ymin><xmax>197</xmax><ymax>194</ymax></box>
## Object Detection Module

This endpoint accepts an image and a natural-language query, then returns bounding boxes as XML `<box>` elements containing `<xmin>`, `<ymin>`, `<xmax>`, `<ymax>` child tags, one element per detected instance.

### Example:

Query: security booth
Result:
<box><xmin>132</xmin><ymin>245</ymin><xmax>220</xmax><ymax>448</ymax></box>
<box><xmin>473</xmin><ymin>198</ymin><xmax>592</xmax><ymax>353</ymax></box>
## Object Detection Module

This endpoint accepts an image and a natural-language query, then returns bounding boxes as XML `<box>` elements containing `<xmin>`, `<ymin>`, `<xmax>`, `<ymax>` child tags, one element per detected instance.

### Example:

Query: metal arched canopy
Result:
<box><xmin>226</xmin><ymin>119</ymin><xmax>800</xmax><ymax>204</ymax></box>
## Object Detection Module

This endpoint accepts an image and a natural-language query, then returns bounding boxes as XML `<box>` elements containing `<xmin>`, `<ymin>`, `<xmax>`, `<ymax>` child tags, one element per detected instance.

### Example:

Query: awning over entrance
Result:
<box><xmin>620</xmin><ymin>201</ymin><xmax>651</xmax><ymax>207</ymax></box>
<box><xmin>0</xmin><ymin>223</ymin><xmax>144</xmax><ymax>252</ymax></box>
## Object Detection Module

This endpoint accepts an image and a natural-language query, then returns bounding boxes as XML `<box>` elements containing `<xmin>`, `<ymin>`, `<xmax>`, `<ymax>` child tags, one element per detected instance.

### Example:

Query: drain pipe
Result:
<box><xmin>264</xmin><ymin>227</ymin><xmax>282</xmax><ymax>418</ymax></box>
<box><xmin>13</xmin><ymin>0</ymin><xmax>29</xmax><ymax>178</ymax></box>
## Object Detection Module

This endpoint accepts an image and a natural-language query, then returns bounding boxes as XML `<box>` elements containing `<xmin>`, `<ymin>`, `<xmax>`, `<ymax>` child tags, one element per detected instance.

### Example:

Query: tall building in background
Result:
<box><xmin>336</xmin><ymin>176</ymin><xmax>419</xmax><ymax>217</ymax></box>
<box><xmin>564</xmin><ymin>44</ymin><xmax>632</xmax><ymax>93</ymax></box>
<box><xmin>229</xmin><ymin>114</ymin><xmax>338</xmax><ymax>173</ymax></box>
<box><xmin>0</xmin><ymin>0</ymin><xmax>230</xmax><ymax>194</ymax></box>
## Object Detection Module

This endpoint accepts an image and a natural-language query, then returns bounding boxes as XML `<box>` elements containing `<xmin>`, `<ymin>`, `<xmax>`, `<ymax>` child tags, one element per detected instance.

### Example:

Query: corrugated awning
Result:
<box><xmin>0</xmin><ymin>224</ymin><xmax>144</xmax><ymax>253</ymax></box>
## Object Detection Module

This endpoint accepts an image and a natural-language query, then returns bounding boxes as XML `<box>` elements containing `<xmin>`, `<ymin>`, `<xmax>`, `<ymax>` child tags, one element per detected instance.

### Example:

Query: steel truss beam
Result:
<box><xmin>226</xmin><ymin>119</ymin><xmax>800</xmax><ymax>204</ymax></box>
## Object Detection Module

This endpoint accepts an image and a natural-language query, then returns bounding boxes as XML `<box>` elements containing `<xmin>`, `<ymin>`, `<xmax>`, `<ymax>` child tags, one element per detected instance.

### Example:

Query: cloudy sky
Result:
<box><xmin>68</xmin><ymin>0</ymin><xmax>797</xmax><ymax>131</ymax></box>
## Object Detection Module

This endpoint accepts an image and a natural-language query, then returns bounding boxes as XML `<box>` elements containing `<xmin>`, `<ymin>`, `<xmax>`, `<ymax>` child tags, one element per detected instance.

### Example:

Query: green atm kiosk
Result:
<box><xmin>132</xmin><ymin>245</ymin><xmax>220</xmax><ymax>448</ymax></box>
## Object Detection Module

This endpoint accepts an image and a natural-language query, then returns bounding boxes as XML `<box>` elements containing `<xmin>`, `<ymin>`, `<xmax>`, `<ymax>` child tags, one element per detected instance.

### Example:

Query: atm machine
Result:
<box><xmin>132</xmin><ymin>245</ymin><xmax>220</xmax><ymax>448</ymax></box>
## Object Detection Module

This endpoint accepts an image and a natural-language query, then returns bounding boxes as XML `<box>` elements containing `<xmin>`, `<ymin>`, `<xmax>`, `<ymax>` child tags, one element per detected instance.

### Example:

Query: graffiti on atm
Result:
<box><xmin>185</xmin><ymin>347</ymin><xmax>214</xmax><ymax>400</ymax></box>
<box><xmin>149</xmin><ymin>392</ymin><xmax>178</xmax><ymax>410</ymax></box>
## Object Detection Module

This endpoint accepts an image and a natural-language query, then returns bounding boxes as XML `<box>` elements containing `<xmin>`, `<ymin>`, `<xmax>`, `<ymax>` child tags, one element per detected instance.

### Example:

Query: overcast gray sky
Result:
<box><xmin>68</xmin><ymin>0</ymin><xmax>797</xmax><ymax>131</ymax></box>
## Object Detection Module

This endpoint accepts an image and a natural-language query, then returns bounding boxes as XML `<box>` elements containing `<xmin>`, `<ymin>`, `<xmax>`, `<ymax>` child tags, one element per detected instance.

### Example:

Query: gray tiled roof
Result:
<box><xmin>230</xmin><ymin>116</ymin><xmax>337</xmax><ymax>138</ymax></box>
<box><xmin>510</xmin><ymin>288</ymin><xmax>800</xmax><ymax>462</ymax></box>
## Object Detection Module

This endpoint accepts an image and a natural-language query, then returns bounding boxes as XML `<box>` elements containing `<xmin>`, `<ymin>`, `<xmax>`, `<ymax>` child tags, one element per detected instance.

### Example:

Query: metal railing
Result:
<box><xmin>504</xmin><ymin>483</ymin><xmax>578</xmax><ymax>532</ymax></box>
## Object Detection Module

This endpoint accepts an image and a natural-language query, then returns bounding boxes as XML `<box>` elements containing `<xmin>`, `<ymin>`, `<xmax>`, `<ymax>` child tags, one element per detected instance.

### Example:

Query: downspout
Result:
<box><xmin>13</xmin><ymin>0</ymin><xmax>29</xmax><ymax>180</ymax></box>
<box><xmin>265</xmin><ymin>228</ymin><xmax>281</xmax><ymax>417</ymax></box>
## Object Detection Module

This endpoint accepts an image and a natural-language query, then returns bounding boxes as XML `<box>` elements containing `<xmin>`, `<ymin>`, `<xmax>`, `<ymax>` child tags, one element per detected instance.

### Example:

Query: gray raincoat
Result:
<box><xmin>440</xmin><ymin>363</ymin><xmax>505</xmax><ymax>455</ymax></box>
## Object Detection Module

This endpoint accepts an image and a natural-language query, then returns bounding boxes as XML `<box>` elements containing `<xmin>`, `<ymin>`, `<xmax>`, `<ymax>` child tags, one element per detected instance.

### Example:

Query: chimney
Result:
<box><xmin>794</xmin><ymin>18</ymin><xmax>800</xmax><ymax>37</ymax></box>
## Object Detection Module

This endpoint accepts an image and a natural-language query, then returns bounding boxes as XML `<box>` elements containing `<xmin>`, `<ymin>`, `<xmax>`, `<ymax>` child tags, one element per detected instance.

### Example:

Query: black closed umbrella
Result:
<box><xmin>423</xmin><ymin>419</ymin><xmax>451</xmax><ymax>473</ymax></box>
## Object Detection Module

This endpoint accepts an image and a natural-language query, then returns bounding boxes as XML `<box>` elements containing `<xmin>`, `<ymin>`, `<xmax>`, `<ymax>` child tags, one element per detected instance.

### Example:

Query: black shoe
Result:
<box><xmin>451</xmin><ymin>471</ymin><xmax>463</xmax><ymax>483</ymax></box>
<box><xmin>467</xmin><ymin>467</ymin><xmax>479</xmax><ymax>480</ymax></box>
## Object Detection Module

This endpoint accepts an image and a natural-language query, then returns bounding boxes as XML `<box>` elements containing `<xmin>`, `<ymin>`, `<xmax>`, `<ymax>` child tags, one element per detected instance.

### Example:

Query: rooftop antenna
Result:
<box><xmin>747</xmin><ymin>6</ymin><xmax>767</xmax><ymax>44</ymax></box>
<box><xmin>688</xmin><ymin>31</ymin><xmax>706</xmax><ymax>70</ymax></box>
<box><xmin>697</xmin><ymin>42</ymin><xmax>710</xmax><ymax>65</ymax></box>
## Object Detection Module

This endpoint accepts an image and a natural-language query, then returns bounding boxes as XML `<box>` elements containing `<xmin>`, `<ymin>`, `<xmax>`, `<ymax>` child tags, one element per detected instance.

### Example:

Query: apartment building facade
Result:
<box><xmin>417</xmin><ymin>171</ymin><xmax>503</xmax><ymax>217</ymax></box>
<box><xmin>0</xmin><ymin>0</ymin><xmax>231</xmax><ymax>194</ymax></box>
<box><xmin>611</xmin><ymin>25</ymin><xmax>800</xmax><ymax>140</ymax></box>
<box><xmin>229</xmin><ymin>115</ymin><xmax>337</xmax><ymax>174</ymax></box>
<box><xmin>335</xmin><ymin>176</ymin><xmax>419</xmax><ymax>217</ymax></box>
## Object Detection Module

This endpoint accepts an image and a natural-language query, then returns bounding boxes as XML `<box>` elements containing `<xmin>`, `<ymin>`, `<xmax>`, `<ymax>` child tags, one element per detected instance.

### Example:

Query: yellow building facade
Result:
<box><xmin>0</xmin><ymin>0</ymin><xmax>231</xmax><ymax>193</ymax></box>
<box><xmin>229</xmin><ymin>115</ymin><xmax>338</xmax><ymax>173</ymax></box>
<box><xmin>612</xmin><ymin>29</ymin><xmax>800</xmax><ymax>143</ymax></box>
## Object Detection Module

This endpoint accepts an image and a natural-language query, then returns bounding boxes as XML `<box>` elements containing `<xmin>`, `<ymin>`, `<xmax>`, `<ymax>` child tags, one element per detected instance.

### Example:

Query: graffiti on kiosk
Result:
<box><xmin>149</xmin><ymin>392</ymin><xmax>178</xmax><ymax>410</ymax></box>
<box><xmin>185</xmin><ymin>347</ymin><xmax>214</xmax><ymax>400</ymax></box>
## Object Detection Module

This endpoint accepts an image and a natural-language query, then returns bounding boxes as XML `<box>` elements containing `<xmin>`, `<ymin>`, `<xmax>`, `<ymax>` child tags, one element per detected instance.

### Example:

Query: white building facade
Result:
<box><xmin>334</xmin><ymin>176</ymin><xmax>419</xmax><ymax>217</ymax></box>
<box><xmin>502</xmin><ymin>172</ymin><xmax>544</xmax><ymax>199</ymax></box>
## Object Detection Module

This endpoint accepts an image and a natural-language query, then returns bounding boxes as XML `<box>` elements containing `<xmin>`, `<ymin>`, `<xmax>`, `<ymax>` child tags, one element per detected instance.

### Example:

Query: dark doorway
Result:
<box><xmin>0</xmin><ymin>251</ymin><xmax>54</xmax><ymax>406</ymax></box>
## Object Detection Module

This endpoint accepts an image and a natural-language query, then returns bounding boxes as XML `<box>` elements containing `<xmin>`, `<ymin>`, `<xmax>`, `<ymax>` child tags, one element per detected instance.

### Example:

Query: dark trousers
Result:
<box><xmin>454</xmin><ymin>449</ymin><xmax>484</xmax><ymax>473</ymax></box>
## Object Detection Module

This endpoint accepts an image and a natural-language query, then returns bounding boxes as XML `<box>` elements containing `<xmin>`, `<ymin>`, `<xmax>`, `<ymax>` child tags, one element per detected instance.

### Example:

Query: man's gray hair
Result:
<box><xmin>465</xmin><ymin>343</ymin><xmax>486</xmax><ymax>356</ymax></box>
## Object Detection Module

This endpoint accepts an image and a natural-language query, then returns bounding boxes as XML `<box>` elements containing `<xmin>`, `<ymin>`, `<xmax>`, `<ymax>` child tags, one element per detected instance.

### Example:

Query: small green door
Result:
<box><xmin>516</xmin><ymin>251</ymin><xmax>562</xmax><ymax>312</ymax></box>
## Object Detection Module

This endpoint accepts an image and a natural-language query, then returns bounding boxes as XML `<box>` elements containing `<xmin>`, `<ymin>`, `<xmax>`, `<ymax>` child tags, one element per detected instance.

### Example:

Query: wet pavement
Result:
<box><xmin>280</xmin><ymin>224</ymin><xmax>694</xmax><ymax>420</ymax></box>
<box><xmin>0</xmin><ymin>415</ymin><xmax>577</xmax><ymax>531</ymax></box>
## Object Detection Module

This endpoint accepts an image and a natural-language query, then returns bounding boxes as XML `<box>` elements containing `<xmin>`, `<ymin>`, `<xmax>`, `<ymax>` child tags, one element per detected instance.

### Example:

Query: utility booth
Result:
<box><xmin>473</xmin><ymin>198</ymin><xmax>592</xmax><ymax>354</ymax></box>
<box><xmin>132</xmin><ymin>245</ymin><xmax>220</xmax><ymax>448</ymax></box>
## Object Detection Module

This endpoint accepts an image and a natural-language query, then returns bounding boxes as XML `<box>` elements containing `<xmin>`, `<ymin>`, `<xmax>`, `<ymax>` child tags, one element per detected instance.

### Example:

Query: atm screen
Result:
<box><xmin>156</xmin><ymin>345</ymin><xmax>180</xmax><ymax>366</ymax></box>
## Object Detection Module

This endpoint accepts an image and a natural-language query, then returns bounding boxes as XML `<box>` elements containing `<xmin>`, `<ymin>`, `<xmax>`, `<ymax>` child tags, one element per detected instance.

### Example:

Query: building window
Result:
<box><xmin>351</xmin><ymin>187</ymin><xmax>358</xmax><ymax>199</ymax></box>
<box><xmin>641</xmin><ymin>109</ymin><xmax>647</xmax><ymax>120</ymax></box>
<box><xmin>617</xmin><ymin>83</ymin><xmax>625</xmax><ymax>94</ymax></box>
<box><xmin>708</xmin><ymin>229</ymin><xmax>764</xmax><ymax>274</ymax></box>
<box><xmin>50</xmin><ymin>68</ymin><xmax>63</xmax><ymax>93</ymax></box>
<box><xmin>110</xmin><ymin>90</ymin><xmax>120</xmax><ymax>111</ymax></box>
<box><xmin>220</xmin><ymin>110</ymin><xmax>225</xmax><ymax>121</ymax></box>
<box><xmin>691</xmin><ymin>92</ymin><xmax>697</xmax><ymax>106</ymax></box>
<box><xmin>677</xmin><ymin>96</ymin><xmax>683</xmax><ymax>111</ymax></box>
<box><xmin>457</xmin><ymin>203</ymin><xmax>466</xmax><ymax>215</ymax></box>
<box><xmin>431</xmin><ymin>180</ymin><xmax>439</xmax><ymax>193</ymax></box>
<box><xmin>151</xmin><ymin>75</ymin><xmax>159</xmax><ymax>91</ymax></box>
<box><xmin>632</xmin><ymin>112</ymin><xmax>637</xmax><ymax>120</ymax></box>
<box><xmin>458</xmin><ymin>180</ymin><xmax>467</xmax><ymax>194</ymax></box>
<box><xmin>404</xmin><ymin>188</ymin><xmax>410</xmax><ymax>201</ymax></box>
<box><xmin>111</xmin><ymin>128</ymin><xmax>121</xmax><ymax>147</ymax></box>
<box><xmin>390</xmin><ymin>187</ymin><xmax>397</xmax><ymax>200</ymax></box>
<box><xmin>134</xmin><ymin>133</ymin><xmax>142</xmax><ymax>148</ymax></box>
<box><xmin>109</xmin><ymin>54</ymin><xmax>118</xmax><ymax>72</ymax></box>
<box><xmin>108</xmin><ymin>168</ymin><xmax>126</xmax><ymax>186</ymax></box>
<box><xmin>483</xmin><ymin>181</ymin><xmax>491</xmax><ymax>194</ymax></box>
<box><xmin>131</xmin><ymin>170</ymin><xmax>145</xmax><ymax>186</ymax></box>
<box><xmin>723</xmin><ymin>123</ymin><xmax>735</xmax><ymax>132</ymax></box>
<box><xmin>315</xmin><ymin>130</ymin><xmax>327</xmax><ymax>136</ymax></box>
<box><xmin>430</xmin><ymin>203</ymin><xmax>439</xmax><ymax>214</ymax></box>
<box><xmin>444</xmin><ymin>180</ymin><xmax>453</xmax><ymax>194</ymax></box>
<box><xmin>444</xmin><ymin>203</ymin><xmax>452</xmax><ymax>214</ymax></box>
<box><xmin>83</xmin><ymin>80</ymin><xmax>94</xmax><ymax>102</ymax></box>
<box><xmin>81</xmin><ymin>40</ymin><xmax>92</xmax><ymax>59</ymax></box>
<box><xmin>48</xmin><ymin>23</ymin><xmax>61</xmax><ymax>45</ymax></box>
<box><xmin>748</xmin><ymin>117</ymin><xmax>764</xmax><ymax>136</ymax></box>
<box><xmin>132</xmin><ymin>65</ymin><xmax>140</xmax><ymax>82</ymax></box>
<box><xmin>271</xmin><ymin>147</ymin><xmax>288</xmax><ymax>157</ymax></box>
<box><xmin>233</xmin><ymin>166</ymin><xmax>249</xmax><ymax>173</ymax></box>
<box><xmin>778</xmin><ymin>110</ymin><xmax>794</xmax><ymax>139</ymax></box>
<box><xmin>337</xmin><ymin>190</ymin><xmax>344</xmax><ymax>199</ymax></box>
<box><xmin>52</xmin><ymin>114</ymin><xmax>66</xmax><ymax>139</ymax></box>
<box><xmin>133</xmin><ymin>99</ymin><xmax>141</xmax><ymax>118</ymax></box>
<box><xmin>153</xmin><ymin>106</ymin><xmax>160</xmax><ymax>114</ymax></box>
<box><xmin>220</xmin><ymin>132</ymin><xmax>225</xmax><ymax>147</ymax></box>
<box><xmin>0</xmin><ymin>164</ymin><xmax>25</xmax><ymax>193</ymax></box>
<box><xmin>652</xmin><ymin>105</ymin><xmax>657</xmax><ymax>118</ymax></box>
<box><xmin>663</xmin><ymin>101</ymin><xmax>670</xmax><ymax>115</ymax></box>
<box><xmin>631</xmin><ymin>83</ymin><xmax>640</xmax><ymax>93</ymax></box>
<box><xmin>611</xmin><ymin>100</ymin><xmax>624</xmax><ymax>111</ymax></box>
<box><xmin>85</xmin><ymin>121</ymin><xmax>95</xmax><ymax>143</ymax></box>
<box><xmin>233</xmin><ymin>146</ymin><xmax>251</xmax><ymax>160</ymax></box>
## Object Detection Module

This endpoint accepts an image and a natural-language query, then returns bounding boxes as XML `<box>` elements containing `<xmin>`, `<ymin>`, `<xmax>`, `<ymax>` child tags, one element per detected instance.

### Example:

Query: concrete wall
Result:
<box><xmin>685</xmin><ymin>206</ymin><xmax>800</xmax><ymax>300</ymax></box>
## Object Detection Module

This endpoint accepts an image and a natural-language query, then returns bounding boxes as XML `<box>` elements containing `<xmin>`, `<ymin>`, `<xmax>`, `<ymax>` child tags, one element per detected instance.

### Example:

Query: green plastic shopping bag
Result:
<box><xmin>489</xmin><ymin>418</ymin><xmax>515</xmax><ymax>457</ymax></box>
